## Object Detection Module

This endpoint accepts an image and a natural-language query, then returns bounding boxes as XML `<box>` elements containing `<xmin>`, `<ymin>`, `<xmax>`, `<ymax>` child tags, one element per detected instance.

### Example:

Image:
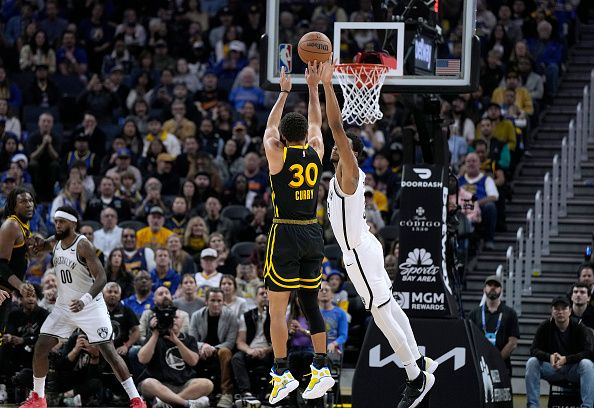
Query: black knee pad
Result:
<box><xmin>298</xmin><ymin>289</ymin><xmax>325</xmax><ymax>335</ymax></box>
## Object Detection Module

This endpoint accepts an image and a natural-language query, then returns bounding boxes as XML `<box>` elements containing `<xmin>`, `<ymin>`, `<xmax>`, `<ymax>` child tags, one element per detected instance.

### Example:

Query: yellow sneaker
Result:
<box><xmin>301</xmin><ymin>364</ymin><xmax>335</xmax><ymax>400</ymax></box>
<box><xmin>268</xmin><ymin>369</ymin><xmax>299</xmax><ymax>404</ymax></box>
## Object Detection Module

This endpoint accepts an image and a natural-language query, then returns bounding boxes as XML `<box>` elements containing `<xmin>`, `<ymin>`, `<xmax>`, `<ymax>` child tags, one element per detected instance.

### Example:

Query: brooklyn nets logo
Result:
<box><xmin>97</xmin><ymin>327</ymin><xmax>109</xmax><ymax>339</ymax></box>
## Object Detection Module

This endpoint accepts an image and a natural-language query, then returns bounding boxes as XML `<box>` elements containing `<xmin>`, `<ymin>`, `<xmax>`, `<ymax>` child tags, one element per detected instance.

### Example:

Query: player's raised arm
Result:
<box><xmin>321</xmin><ymin>62</ymin><xmax>359</xmax><ymax>194</ymax></box>
<box><xmin>264</xmin><ymin>66</ymin><xmax>291</xmax><ymax>172</ymax></box>
<box><xmin>305</xmin><ymin>61</ymin><xmax>324</xmax><ymax>160</ymax></box>
<box><xmin>70</xmin><ymin>238</ymin><xmax>107</xmax><ymax>312</ymax></box>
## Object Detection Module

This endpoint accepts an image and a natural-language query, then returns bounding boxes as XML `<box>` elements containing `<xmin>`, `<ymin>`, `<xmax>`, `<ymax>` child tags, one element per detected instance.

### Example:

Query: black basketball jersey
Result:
<box><xmin>0</xmin><ymin>215</ymin><xmax>31</xmax><ymax>291</ymax></box>
<box><xmin>270</xmin><ymin>145</ymin><xmax>321</xmax><ymax>220</ymax></box>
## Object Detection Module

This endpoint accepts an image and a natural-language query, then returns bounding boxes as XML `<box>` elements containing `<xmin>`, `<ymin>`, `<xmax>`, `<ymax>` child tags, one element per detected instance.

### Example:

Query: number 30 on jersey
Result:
<box><xmin>289</xmin><ymin>163</ymin><xmax>317</xmax><ymax>201</ymax></box>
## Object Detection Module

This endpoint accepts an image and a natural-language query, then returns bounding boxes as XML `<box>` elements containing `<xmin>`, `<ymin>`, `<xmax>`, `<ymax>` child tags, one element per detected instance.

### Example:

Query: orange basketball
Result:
<box><xmin>298</xmin><ymin>32</ymin><xmax>332</xmax><ymax>64</ymax></box>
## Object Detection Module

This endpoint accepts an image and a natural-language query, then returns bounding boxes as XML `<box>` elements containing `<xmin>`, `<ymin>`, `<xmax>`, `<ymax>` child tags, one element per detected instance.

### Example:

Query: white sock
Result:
<box><xmin>121</xmin><ymin>377</ymin><xmax>140</xmax><ymax>400</ymax></box>
<box><xmin>389</xmin><ymin>299</ymin><xmax>422</xmax><ymax>361</ymax></box>
<box><xmin>33</xmin><ymin>376</ymin><xmax>46</xmax><ymax>398</ymax></box>
<box><xmin>402</xmin><ymin>359</ymin><xmax>421</xmax><ymax>381</ymax></box>
<box><xmin>371</xmin><ymin>301</ymin><xmax>421</xmax><ymax>381</ymax></box>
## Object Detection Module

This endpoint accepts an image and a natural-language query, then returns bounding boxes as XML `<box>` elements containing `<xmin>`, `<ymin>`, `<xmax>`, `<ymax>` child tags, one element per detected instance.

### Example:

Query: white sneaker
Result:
<box><xmin>152</xmin><ymin>397</ymin><xmax>172</xmax><ymax>408</ymax></box>
<box><xmin>217</xmin><ymin>393</ymin><xmax>233</xmax><ymax>408</ymax></box>
<box><xmin>268</xmin><ymin>369</ymin><xmax>299</xmax><ymax>405</ymax></box>
<box><xmin>63</xmin><ymin>394</ymin><xmax>82</xmax><ymax>407</ymax></box>
<box><xmin>188</xmin><ymin>396</ymin><xmax>210</xmax><ymax>408</ymax></box>
<box><xmin>301</xmin><ymin>364</ymin><xmax>335</xmax><ymax>400</ymax></box>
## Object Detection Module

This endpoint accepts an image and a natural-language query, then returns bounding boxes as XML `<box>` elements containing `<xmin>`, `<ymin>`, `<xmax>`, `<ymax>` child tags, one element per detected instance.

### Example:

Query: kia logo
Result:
<box><xmin>413</xmin><ymin>168</ymin><xmax>432</xmax><ymax>179</ymax></box>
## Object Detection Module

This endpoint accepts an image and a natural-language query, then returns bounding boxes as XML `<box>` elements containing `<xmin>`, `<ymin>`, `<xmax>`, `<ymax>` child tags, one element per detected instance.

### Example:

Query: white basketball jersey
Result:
<box><xmin>53</xmin><ymin>235</ymin><xmax>99</xmax><ymax>307</ymax></box>
<box><xmin>327</xmin><ymin>168</ymin><xmax>370</xmax><ymax>253</ymax></box>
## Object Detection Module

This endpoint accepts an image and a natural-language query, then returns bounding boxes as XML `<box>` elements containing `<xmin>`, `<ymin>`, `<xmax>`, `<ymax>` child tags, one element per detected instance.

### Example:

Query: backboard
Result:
<box><xmin>261</xmin><ymin>0</ymin><xmax>480</xmax><ymax>94</ymax></box>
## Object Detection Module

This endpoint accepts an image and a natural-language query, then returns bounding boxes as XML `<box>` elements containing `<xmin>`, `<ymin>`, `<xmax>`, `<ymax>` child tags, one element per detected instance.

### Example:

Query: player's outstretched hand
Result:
<box><xmin>320</xmin><ymin>60</ymin><xmax>335</xmax><ymax>85</ymax></box>
<box><xmin>0</xmin><ymin>289</ymin><xmax>8</xmax><ymax>305</ymax></box>
<box><xmin>27</xmin><ymin>235</ymin><xmax>47</xmax><ymax>255</ymax></box>
<box><xmin>305</xmin><ymin>61</ymin><xmax>323</xmax><ymax>87</ymax></box>
<box><xmin>280</xmin><ymin>66</ymin><xmax>291</xmax><ymax>93</ymax></box>
<box><xmin>69</xmin><ymin>299</ymin><xmax>85</xmax><ymax>313</ymax></box>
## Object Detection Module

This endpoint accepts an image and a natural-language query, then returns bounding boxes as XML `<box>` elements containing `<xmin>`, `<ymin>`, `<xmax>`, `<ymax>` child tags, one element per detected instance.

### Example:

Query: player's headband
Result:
<box><xmin>54</xmin><ymin>211</ymin><xmax>78</xmax><ymax>223</ymax></box>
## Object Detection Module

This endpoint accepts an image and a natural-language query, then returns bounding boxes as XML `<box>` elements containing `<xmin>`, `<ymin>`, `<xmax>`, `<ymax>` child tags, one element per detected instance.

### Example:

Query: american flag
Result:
<box><xmin>435</xmin><ymin>59</ymin><xmax>460</xmax><ymax>76</ymax></box>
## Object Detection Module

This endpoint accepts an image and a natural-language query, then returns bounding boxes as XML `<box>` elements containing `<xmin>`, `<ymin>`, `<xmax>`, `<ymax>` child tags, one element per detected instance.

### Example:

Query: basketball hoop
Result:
<box><xmin>334</xmin><ymin>63</ymin><xmax>389</xmax><ymax>126</ymax></box>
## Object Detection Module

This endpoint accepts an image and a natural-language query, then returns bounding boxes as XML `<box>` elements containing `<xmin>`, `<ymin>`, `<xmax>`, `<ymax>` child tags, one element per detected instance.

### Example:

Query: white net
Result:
<box><xmin>334</xmin><ymin>64</ymin><xmax>389</xmax><ymax>126</ymax></box>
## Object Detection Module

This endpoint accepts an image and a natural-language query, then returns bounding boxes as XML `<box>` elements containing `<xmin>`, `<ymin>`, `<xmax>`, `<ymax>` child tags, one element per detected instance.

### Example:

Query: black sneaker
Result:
<box><xmin>397</xmin><ymin>371</ymin><xmax>435</xmax><ymax>408</ymax></box>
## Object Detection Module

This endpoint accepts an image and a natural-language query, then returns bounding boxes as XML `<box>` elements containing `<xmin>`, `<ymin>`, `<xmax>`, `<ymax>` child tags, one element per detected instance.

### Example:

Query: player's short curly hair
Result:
<box><xmin>279</xmin><ymin>112</ymin><xmax>308</xmax><ymax>143</ymax></box>
<box><xmin>346</xmin><ymin>131</ymin><xmax>364</xmax><ymax>157</ymax></box>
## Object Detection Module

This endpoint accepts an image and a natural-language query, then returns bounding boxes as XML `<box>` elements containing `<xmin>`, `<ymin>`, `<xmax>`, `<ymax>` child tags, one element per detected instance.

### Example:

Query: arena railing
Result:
<box><xmin>495</xmin><ymin>69</ymin><xmax>594</xmax><ymax>316</ymax></box>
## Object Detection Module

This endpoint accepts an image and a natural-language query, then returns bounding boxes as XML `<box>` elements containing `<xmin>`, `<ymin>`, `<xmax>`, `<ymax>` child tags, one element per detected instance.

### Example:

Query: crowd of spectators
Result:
<box><xmin>467</xmin><ymin>263</ymin><xmax>594</xmax><ymax>407</ymax></box>
<box><xmin>0</xmin><ymin>0</ymin><xmax>590</xmax><ymax>406</ymax></box>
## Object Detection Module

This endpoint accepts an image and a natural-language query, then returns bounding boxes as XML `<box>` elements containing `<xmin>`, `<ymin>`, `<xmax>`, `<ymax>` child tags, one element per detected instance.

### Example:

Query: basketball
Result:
<box><xmin>298</xmin><ymin>32</ymin><xmax>332</xmax><ymax>64</ymax></box>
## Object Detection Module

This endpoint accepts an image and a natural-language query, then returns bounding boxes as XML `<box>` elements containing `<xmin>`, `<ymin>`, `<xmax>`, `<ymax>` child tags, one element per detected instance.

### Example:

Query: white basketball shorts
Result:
<box><xmin>343</xmin><ymin>235</ymin><xmax>393</xmax><ymax>310</ymax></box>
<box><xmin>40</xmin><ymin>297</ymin><xmax>113</xmax><ymax>343</ymax></box>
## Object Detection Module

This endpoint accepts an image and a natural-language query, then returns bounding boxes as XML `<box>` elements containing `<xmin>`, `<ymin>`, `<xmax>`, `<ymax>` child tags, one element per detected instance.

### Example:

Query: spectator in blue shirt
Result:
<box><xmin>228</xmin><ymin>67</ymin><xmax>264</xmax><ymax>110</ymax></box>
<box><xmin>318</xmin><ymin>281</ymin><xmax>349</xmax><ymax>354</ymax></box>
<box><xmin>38</xmin><ymin>0</ymin><xmax>68</xmax><ymax>46</ymax></box>
<box><xmin>150</xmin><ymin>247</ymin><xmax>181</xmax><ymax>294</ymax></box>
<box><xmin>3</xmin><ymin>3</ymin><xmax>34</xmax><ymax>47</ymax></box>
<box><xmin>213</xmin><ymin>40</ymin><xmax>248</xmax><ymax>83</ymax></box>
<box><xmin>527</xmin><ymin>20</ymin><xmax>563</xmax><ymax>97</ymax></box>
<box><xmin>123</xmin><ymin>270</ymin><xmax>155</xmax><ymax>317</ymax></box>
<box><xmin>56</xmin><ymin>30</ymin><xmax>89</xmax><ymax>77</ymax></box>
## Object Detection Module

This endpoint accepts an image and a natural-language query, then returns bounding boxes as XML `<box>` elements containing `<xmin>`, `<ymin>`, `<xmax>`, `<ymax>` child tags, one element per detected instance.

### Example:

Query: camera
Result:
<box><xmin>154</xmin><ymin>306</ymin><xmax>177</xmax><ymax>336</ymax></box>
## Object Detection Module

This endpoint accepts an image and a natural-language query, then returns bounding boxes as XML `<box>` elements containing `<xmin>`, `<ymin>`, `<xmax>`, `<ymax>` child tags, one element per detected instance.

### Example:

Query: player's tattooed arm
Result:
<box><xmin>77</xmin><ymin>238</ymin><xmax>107</xmax><ymax>300</ymax></box>
<box><xmin>321</xmin><ymin>62</ymin><xmax>359</xmax><ymax>194</ymax></box>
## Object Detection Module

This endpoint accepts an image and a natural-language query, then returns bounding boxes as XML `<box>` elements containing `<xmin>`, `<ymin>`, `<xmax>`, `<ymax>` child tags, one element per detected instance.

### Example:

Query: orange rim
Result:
<box><xmin>335</xmin><ymin>63</ymin><xmax>389</xmax><ymax>74</ymax></box>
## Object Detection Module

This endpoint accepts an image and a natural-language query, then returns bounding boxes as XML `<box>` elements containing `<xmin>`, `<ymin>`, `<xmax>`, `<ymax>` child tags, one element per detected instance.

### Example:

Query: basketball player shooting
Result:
<box><xmin>320</xmin><ymin>62</ymin><xmax>437</xmax><ymax>408</ymax></box>
<box><xmin>263</xmin><ymin>63</ymin><xmax>335</xmax><ymax>404</ymax></box>
<box><xmin>20</xmin><ymin>206</ymin><xmax>146</xmax><ymax>408</ymax></box>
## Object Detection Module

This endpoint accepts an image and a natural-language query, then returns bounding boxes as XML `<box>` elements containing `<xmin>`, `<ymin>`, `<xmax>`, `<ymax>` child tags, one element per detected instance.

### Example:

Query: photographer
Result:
<box><xmin>139</xmin><ymin>286</ymin><xmax>189</xmax><ymax>343</ymax></box>
<box><xmin>53</xmin><ymin>330</ymin><xmax>106</xmax><ymax>406</ymax></box>
<box><xmin>2</xmin><ymin>289</ymin><xmax>48</xmax><ymax>402</ymax></box>
<box><xmin>137</xmin><ymin>308</ymin><xmax>213</xmax><ymax>408</ymax></box>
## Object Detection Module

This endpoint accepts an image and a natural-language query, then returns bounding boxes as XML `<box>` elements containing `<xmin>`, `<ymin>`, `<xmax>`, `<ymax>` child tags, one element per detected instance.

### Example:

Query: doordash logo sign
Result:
<box><xmin>413</xmin><ymin>168</ymin><xmax>432</xmax><ymax>179</ymax></box>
